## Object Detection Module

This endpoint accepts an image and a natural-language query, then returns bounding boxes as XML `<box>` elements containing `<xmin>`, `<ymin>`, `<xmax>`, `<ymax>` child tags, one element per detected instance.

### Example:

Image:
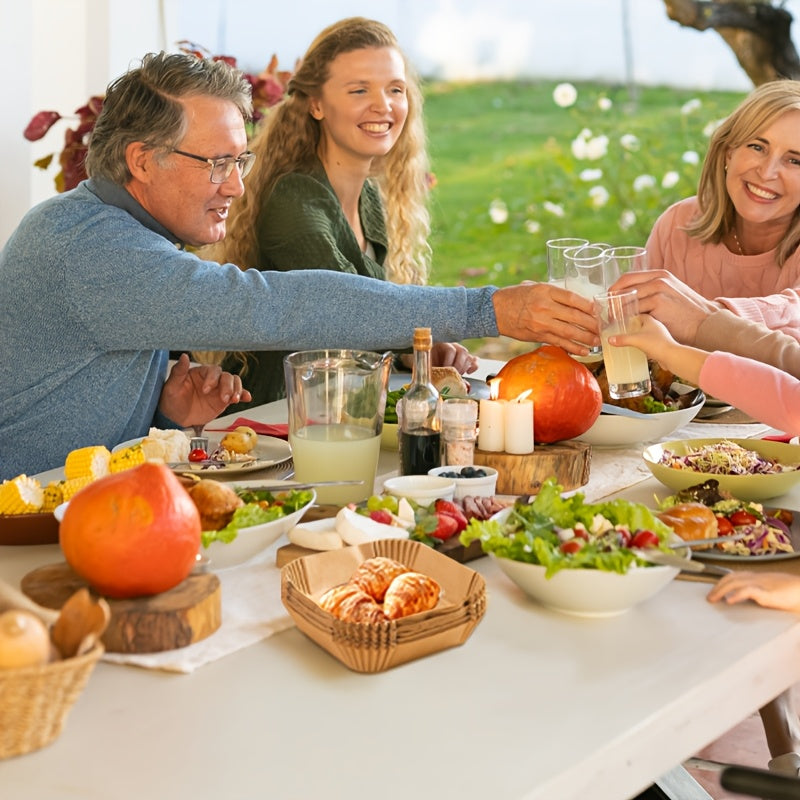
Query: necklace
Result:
<box><xmin>731</xmin><ymin>227</ymin><xmax>745</xmax><ymax>256</ymax></box>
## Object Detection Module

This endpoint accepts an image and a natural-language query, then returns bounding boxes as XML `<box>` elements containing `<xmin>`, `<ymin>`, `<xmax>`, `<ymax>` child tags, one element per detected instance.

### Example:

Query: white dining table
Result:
<box><xmin>3</xmin><ymin>360</ymin><xmax>800</xmax><ymax>800</ymax></box>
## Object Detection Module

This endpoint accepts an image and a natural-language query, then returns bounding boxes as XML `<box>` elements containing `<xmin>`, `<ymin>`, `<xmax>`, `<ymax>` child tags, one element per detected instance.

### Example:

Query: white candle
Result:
<box><xmin>478</xmin><ymin>378</ymin><xmax>505</xmax><ymax>452</ymax></box>
<box><xmin>504</xmin><ymin>391</ymin><xmax>534</xmax><ymax>454</ymax></box>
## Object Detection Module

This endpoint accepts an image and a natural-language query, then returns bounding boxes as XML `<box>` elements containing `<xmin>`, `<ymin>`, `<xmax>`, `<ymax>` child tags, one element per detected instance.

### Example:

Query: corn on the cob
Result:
<box><xmin>0</xmin><ymin>475</ymin><xmax>44</xmax><ymax>514</ymax></box>
<box><xmin>64</xmin><ymin>445</ymin><xmax>111</xmax><ymax>480</ymax></box>
<box><xmin>109</xmin><ymin>444</ymin><xmax>147</xmax><ymax>473</ymax></box>
<box><xmin>41</xmin><ymin>481</ymin><xmax>65</xmax><ymax>512</ymax></box>
<box><xmin>60</xmin><ymin>476</ymin><xmax>95</xmax><ymax>502</ymax></box>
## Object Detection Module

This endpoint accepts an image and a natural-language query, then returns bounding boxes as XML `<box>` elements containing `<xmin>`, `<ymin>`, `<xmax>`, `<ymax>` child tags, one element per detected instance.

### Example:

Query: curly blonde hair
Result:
<box><xmin>204</xmin><ymin>16</ymin><xmax>431</xmax><ymax>285</ymax></box>
<box><xmin>686</xmin><ymin>79</ymin><xmax>800</xmax><ymax>266</ymax></box>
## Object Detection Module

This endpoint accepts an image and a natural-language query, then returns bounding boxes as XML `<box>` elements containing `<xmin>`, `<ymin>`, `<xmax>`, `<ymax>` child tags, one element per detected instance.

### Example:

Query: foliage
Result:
<box><xmin>22</xmin><ymin>42</ymin><xmax>292</xmax><ymax>192</ymax></box>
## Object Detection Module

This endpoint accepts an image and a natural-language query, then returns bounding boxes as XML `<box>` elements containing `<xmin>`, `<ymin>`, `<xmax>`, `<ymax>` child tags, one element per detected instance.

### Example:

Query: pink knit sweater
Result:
<box><xmin>647</xmin><ymin>197</ymin><xmax>800</xmax><ymax>339</ymax></box>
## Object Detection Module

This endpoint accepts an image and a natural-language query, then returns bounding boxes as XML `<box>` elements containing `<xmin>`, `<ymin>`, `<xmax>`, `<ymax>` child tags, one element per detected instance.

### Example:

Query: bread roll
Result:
<box><xmin>431</xmin><ymin>366</ymin><xmax>468</xmax><ymax>396</ymax></box>
<box><xmin>351</xmin><ymin>556</ymin><xmax>408</xmax><ymax>602</ymax></box>
<box><xmin>383</xmin><ymin>572</ymin><xmax>441</xmax><ymax>620</ymax></box>
<box><xmin>318</xmin><ymin>583</ymin><xmax>386</xmax><ymax>624</ymax></box>
<box><xmin>656</xmin><ymin>502</ymin><xmax>717</xmax><ymax>547</ymax></box>
<box><xmin>187</xmin><ymin>479</ymin><xmax>244</xmax><ymax>531</ymax></box>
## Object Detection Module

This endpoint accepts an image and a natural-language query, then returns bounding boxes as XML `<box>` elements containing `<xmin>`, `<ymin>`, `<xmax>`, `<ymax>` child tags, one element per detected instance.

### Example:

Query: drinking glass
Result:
<box><xmin>546</xmin><ymin>238</ymin><xmax>588</xmax><ymax>286</ymax></box>
<box><xmin>603</xmin><ymin>246</ymin><xmax>649</xmax><ymax>284</ymax></box>
<box><xmin>564</xmin><ymin>244</ymin><xmax>616</xmax><ymax>357</ymax></box>
<box><xmin>594</xmin><ymin>289</ymin><xmax>651</xmax><ymax>399</ymax></box>
<box><xmin>284</xmin><ymin>349</ymin><xmax>392</xmax><ymax>504</ymax></box>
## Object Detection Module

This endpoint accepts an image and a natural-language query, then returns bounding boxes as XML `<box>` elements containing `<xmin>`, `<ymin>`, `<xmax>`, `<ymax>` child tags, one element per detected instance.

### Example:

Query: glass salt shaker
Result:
<box><xmin>440</xmin><ymin>398</ymin><xmax>478</xmax><ymax>466</ymax></box>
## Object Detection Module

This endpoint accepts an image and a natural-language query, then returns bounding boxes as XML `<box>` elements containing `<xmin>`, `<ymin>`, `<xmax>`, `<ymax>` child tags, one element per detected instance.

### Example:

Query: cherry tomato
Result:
<box><xmin>571</xmin><ymin>527</ymin><xmax>589</xmax><ymax>540</ymax></box>
<box><xmin>369</xmin><ymin>509</ymin><xmax>393</xmax><ymax>526</ymax></box>
<box><xmin>729</xmin><ymin>510</ymin><xmax>758</xmax><ymax>527</ymax></box>
<box><xmin>631</xmin><ymin>530</ymin><xmax>659</xmax><ymax>549</ymax></box>
<box><xmin>188</xmin><ymin>448</ymin><xmax>208</xmax><ymax>463</ymax></box>
<box><xmin>559</xmin><ymin>539</ymin><xmax>583</xmax><ymax>554</ymax></box>
<box><xmin>715</xmin><ymin>515</ymin><xmax>734</xmax><ymax>535</ymax></box>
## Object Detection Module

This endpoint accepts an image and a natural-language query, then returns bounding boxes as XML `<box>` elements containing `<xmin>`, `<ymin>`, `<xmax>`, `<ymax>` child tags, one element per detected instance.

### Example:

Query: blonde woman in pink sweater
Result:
<box><xmin>613</xmin><ymin>81</ymin><xmax>800</xmax><ymax>344</ymax></box>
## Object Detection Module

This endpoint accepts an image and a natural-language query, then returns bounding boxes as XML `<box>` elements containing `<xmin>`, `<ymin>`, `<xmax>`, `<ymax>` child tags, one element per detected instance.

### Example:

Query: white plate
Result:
<box><xmin>113</xmin><ymin>433</ymin><xmax>292</xmax><ymax>474</ymax></box>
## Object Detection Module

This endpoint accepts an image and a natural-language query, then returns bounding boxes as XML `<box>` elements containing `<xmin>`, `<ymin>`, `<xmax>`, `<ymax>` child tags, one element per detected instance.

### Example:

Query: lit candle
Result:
<box><xmin>478</xmin><ymin>378</ymin><xmax>505</xmax><ymax>452</ymax></box>
<box><xmin>504</xmin><ymin>390</ymin><xmax>534</xmax><ymax>454</ymax></box>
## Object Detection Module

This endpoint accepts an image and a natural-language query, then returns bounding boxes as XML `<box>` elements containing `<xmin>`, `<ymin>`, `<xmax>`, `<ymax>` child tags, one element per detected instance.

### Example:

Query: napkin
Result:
<box><xmin>762</xmin><ymin>433</ymin><xmax>794</xmax><ymax>443</ymax></box>
<box><xmin>205</xmin><ymin>417</ymin><xmax>289</xmax><ymax>439</ymax></box>
<box><xmin>102</xmin><ymin>538</ymin><xmax>294</xmax><ymax>673</ymax></box>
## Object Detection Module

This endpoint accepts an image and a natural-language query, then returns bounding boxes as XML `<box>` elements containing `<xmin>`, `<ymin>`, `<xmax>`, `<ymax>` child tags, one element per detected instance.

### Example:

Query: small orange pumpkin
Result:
<box><xmin>60</xmin><ymin>462</ymin><xmax>201</xmax><ymax>599</ymax></box>
<box><xmin>495</xmin><ymin>346</ymin><xmax>602</xmax><ymax>443</ymax></box>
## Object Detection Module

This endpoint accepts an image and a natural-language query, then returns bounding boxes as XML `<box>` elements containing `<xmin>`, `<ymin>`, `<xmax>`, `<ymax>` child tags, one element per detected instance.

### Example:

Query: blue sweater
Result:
<box><xmin>0</xmin><ymin>180</ymin><xmax>498</xmax><ymax>478</ymax></box>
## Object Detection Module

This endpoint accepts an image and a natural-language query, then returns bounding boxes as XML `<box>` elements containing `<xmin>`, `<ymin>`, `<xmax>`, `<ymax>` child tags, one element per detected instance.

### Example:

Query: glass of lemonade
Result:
<box><xmin>546</xmin><ymin>237</ymin><xmax>588</xmax><ymax>287</ymax></box>
<box><xmin>284</xmin><ymin>350</ymin><xmax>392</xmax><ymax>505</ymax></box>
<box><xmin>564</xmin><ymin>243</ymin><xmax>614</xmax><ymax>357</ymax></box>
<box><xmin>594</xmin><ymin>289</ymin><xmax>651</xmax><ymax>399</ymax></box>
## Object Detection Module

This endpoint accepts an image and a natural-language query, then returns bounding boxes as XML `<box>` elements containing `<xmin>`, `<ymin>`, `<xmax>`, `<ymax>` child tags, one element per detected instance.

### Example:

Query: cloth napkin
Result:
<box><xmin>102</xmin><ymin>538</ymin><xmax>294</xmax><ymax>673</ymax></box>
<box><xmin>205</xmin><ymin>417</ymin><xmax>289</xmax><ymax>439</ymax></box>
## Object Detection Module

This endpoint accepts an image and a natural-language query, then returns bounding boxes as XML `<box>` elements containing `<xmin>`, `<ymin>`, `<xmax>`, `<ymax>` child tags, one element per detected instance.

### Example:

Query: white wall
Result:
<box><xmin>4</xmin><ymin>0</ymin><xmax>800</xmax><ymax>246</ymax></box>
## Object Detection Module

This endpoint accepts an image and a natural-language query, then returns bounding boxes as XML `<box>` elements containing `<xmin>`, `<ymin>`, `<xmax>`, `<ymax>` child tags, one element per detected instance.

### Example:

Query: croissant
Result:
<box><xmin>383</xmin><ymin>572</ymin><xmax>441</xmax><ymax>620</ymax></box>
<box><xmin>318</xmin><ymin>582</ymin><xmax>386</xmax><ymax>624</ymax></box>
<box><xmin>350</xmin><ymin>556</ymin><xmax>409</xmax><ymax>602</ymax></box>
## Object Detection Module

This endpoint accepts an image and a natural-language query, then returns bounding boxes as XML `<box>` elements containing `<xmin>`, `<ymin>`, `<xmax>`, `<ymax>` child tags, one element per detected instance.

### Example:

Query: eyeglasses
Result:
<box><xmin>171</xmin><ymin>149</ymin><xmax>256</xmax><ymax>183</ymax></box>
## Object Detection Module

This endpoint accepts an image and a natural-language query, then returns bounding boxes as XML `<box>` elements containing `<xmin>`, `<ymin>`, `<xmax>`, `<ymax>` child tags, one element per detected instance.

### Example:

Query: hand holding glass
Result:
<box><xmin>594</xmin><ymin>290</ymin><xmax>651</xmax><ymax>399</ymax></box>
<box><xmin>564</xmin><ymin>244</ymin><xmax>616</xmax><ymax>356</ymax></box>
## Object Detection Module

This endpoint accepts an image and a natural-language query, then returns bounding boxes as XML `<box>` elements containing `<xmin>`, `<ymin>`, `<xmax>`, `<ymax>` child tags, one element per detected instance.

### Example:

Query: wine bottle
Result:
<box><xmin>398</xmin><ymin>328</ymin><xmax>441</xmax><ymax>475</ymax></box>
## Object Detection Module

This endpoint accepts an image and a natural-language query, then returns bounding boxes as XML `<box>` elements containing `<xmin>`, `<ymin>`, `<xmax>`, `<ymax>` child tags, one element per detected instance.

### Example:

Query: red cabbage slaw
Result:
<box><xmin>659</xmin><ymin>440</ymin><xmax>798</xmax><ymax>476</ymax></box>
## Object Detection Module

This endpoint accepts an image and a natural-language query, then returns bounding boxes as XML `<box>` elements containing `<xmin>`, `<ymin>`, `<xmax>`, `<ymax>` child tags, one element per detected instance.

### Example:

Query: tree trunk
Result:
<box><xmin>663</xmin><ymin>0</ymin><xmax>800</xmax><ymax>85</ymax></box>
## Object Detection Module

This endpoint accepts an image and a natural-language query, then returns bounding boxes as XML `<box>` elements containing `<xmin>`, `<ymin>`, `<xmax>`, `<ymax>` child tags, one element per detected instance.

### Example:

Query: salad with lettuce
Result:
<box><xmin>459</xmin><ymin>477</ymin><xmax>674</xmax><ymax>577</ymax></box>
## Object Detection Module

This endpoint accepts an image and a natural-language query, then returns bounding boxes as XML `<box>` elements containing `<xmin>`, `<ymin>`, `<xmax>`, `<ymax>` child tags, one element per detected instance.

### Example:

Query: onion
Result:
<box><xmin>0</xmin><ymin>610</ymin><xmax>51</xmax><ymax>669</ymax></box>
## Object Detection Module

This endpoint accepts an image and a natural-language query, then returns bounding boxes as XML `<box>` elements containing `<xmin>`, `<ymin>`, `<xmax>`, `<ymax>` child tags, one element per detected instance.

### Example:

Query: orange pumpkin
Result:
<box><xmin>60</xmin><ymin>462</ymin><xmax>201</xmax><ymax>599</ymax></box>
<box><xmin>495</xmin><ymin>346</ymin><xmax>602</xmax><ymax>443</ymax></box>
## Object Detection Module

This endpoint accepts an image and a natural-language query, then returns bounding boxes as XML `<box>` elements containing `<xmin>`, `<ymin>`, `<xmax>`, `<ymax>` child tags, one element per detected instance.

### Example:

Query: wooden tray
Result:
<box><xmin>0</xmin><ymin>512</ymin><xmax>59</xmax><ymax>546</ymax></box>
<box><xmin>21</xmin><ymin>563</ymin><xmax>221</xmax><ymax>654</ymax></box>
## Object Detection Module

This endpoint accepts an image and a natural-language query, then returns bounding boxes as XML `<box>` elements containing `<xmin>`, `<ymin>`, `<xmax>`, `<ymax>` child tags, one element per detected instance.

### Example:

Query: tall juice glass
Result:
<box><xmin>594</xmin><ymin>289</ymin><xmax>651</xmax><ymax>399</ymax></box>
<box><xmin>546</xmin><ymin>237</ymin><xmax>589</xmax><ymax>286</ymax></box>
<box><xmin>284</xmin><ymin>350</ymin><xmax>391</xmax><ymax>505</ymax></box>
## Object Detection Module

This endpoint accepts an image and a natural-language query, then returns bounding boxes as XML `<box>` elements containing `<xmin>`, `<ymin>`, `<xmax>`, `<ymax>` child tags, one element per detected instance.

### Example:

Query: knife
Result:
<box><xmin>633</xmin><ymin>549</ymin><xmax>732</xmax><ymax>576</ymax></box>
<box><xmin>669</xmin><ymin>532</ymin><xmax>748</xmax><ymax>549</ymax></box>
<box><xmin>229</xmin><ymin>480</ymin><xmax>364</xmax><ymax>492</ymax></box>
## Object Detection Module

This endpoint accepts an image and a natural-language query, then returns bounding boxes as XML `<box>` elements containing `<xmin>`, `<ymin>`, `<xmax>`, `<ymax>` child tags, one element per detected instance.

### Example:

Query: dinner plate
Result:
<box><xmin>691</xmin><ymin>507</ymin><xmax>800</xmax><ymax>562</ymax></box>
<box><xmin>389</xmin><ymin>373</ymin><xmax>490</xmax><ymax>399</ymax></box>
<box><xmin>113</xmin><ymin>433</ymin><xmax>293</xmax><ymax>474</ymax></box>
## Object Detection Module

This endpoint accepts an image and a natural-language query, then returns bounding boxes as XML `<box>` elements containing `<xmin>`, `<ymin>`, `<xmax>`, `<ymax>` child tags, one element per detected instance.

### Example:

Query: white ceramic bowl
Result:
<box><xmin>578</xmin><ymin>387</ymin><xmax>704</xmax><ymax>448</ymax></box>
<box><xmin>427</xmin><ymin>466</ymin><xmax>498</xmax><ymax>500</ymax></box>
<box><xmin>643</xmin><ymin>438</ymin><xmax>800</xmax><ymax>502</ymax></box>
<box><xmin>203</xmin><ymin>483</ymin><xmax>316</xmax><ymax>570</ymax></box>
<box><xmin>487</xmin><ymin>505</ymin><xmax>680</xmax><ymax>617</ymax></box>
<box><xmin>383</xmin><ymin>475</ymin><xmax>456</xmax><ymax>506</ymax></box>
<box><xmin>491</xmin><ymin>554</ymin><xmax>679</xmax><ymax>617</ymax></box>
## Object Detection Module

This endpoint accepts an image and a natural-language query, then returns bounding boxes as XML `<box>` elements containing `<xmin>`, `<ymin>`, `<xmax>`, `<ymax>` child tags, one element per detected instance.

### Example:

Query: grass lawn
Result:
<box><xmin>424</xmin><ymin>80</ymin><xmax>745</xmax><ymax>289</ymax></box>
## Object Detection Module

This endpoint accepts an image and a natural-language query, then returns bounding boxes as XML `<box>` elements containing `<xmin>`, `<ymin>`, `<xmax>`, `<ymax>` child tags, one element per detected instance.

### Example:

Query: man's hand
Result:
<box><xmin>492</xmin><ymin>281</ymin><xmax>599</xmax><ymax>354</ymax></box>
<box><xmin>158</xmin><ymin>353</ymin><xmax>252</xmax><ymax>427</ymax></box>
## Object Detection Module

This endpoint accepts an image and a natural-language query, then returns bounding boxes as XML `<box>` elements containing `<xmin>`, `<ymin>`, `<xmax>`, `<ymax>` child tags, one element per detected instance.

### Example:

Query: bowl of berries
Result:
<box><xmin>428</xmin><ymin>466</ymin><xmax>498</xmax><ymax>500</ymax></box>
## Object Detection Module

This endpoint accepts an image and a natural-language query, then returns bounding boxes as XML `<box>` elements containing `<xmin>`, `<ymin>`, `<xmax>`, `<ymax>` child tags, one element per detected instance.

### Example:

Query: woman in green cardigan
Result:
<box><xmin>200</xmin><ymin>16</ymin><xmax>477</xmax><ymax>407</ymax></box>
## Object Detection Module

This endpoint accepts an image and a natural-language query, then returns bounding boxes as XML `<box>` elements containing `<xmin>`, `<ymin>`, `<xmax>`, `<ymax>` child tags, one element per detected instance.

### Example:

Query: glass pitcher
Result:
<box><xmin>283</xmin><ymin>349</ymin><xmax>392</xmax><ymax>505</ymax></box>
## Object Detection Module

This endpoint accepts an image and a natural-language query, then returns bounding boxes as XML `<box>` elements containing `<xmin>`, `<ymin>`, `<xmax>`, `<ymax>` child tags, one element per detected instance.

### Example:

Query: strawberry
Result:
<box><xmin>430</xmin><ymin>513</ymin><xmax>459</xmax><ymax>541</ymax></box>
<box><xmin>433</xmin><ymin>499</ymin><xmax>468</xmax><ymax>532</ymax></box>
<box><xmin>369</xmin><ymin>509</ymin><xmax>394</xmax><ymax>526</ymax></box>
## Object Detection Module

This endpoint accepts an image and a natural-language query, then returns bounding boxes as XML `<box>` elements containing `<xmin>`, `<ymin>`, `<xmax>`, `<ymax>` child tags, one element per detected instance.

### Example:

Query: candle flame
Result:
<box><xmin>489</xmin><ymin>377</ymin><xmax>501</xmax><ymax>400</ymax></box>
<box><xmin>514</xmin><ymin>390</ymin><xmax>533</xmax><ymax>403</ymax></box>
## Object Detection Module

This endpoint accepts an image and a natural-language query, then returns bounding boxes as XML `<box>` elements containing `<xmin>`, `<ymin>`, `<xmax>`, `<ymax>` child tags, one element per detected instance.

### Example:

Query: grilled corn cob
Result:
<box><xmin>0</xmin><ymin>475</ymin><xmax>44</xmax><ymax>514</ymax></box>
<box><xmin>41</xmin><ymin>481</ymin><xmax>65</xmax><ymax>512</ymax></box>
<box><xmin>64</xmin><ymin>445</ymin><xmax>111</xmax><ymax>480</ymax></box>
<box><xmin>110</xmin><ymin>443</ymin><xmax>147</xmax><ymax>473</ymax></box>
<box><xmin>60</xmin><ymin>476</ymin><xmax>95</xmax><ymax>502</ymax></box>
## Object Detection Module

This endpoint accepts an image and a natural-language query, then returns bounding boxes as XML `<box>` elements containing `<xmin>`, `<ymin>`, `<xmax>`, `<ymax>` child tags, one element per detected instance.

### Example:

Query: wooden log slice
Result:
<box><xmin>21</xmin><ymin>563</ymin><xmax>221</xmax><ymax>654</ymax></box>
<box><xmin>473</xmin><ymin>441</ymin><xmax>592</xmax><ymax>495</ymax></box>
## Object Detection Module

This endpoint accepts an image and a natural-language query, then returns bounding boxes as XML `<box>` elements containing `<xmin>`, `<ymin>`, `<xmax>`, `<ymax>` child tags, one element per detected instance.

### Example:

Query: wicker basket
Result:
<box><xmin>0</xmin><ymin>643</ymin><xmax>103</xmax><ymax>759</ymax></box>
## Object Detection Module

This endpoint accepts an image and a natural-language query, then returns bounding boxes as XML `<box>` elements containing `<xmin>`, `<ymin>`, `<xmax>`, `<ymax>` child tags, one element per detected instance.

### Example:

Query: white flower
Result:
<box><xmin>681</xmin><ymin>98</ymin><xmax>702</xmax><ymax>115</ymax></box>
<box><xmin>579</xmin><ymin>168</ymin><xmax>603</xmax><ymax>182</ymax></box>
<box><xmin>524</xmin><ymin>219</ymin><xmax>541</xmax><ymax>234</ymax></box>
<box><xmin>588</xmin><ymin>185</ymin><xmax>610</xmax><ymax>208</ymax></box>
<box><xmin>619</xmin><ymin>209</ymin><xmax>637</xmax><ymax>230</ymax></box>
<box><xmin>682</xmin><ymin>150</ymin><xmax>700</xmax><ymax>165</ymax></box>
<box><xmin>488</xmin><ymin>199</ymin><xmax>508</xmax><ymax>224</ymax></box>
<box><xmin>571</xmin><ymin>132</ymin><xmax>589</xmax><ymax>160</ymax></box>
<box><xmin>619</xmin><ymin>133</ymin><xmax>640</xmax><ymax>152</ymax></box>
<box><xmin>633</xmin><ymin>174</ymin><xmax>657</xmax><ymax>192</ymax></box>
<box><xmin>585</xmin><ymin>135</ymin><xmax>609</xmax><ymax>160</ymax></box>
<box><xmin>543</xmin><ymin>201</ymin><xmax>565</xmax><ymax>217</ymax></box>
<box><xmin>703</xmin><ymin>118</ymin><xmax>724</xmax><ymax>137</ymax></box>
<box><xmin>597</xmin><ymin>97</ymin><xmax>613</xmax><ymax>111</ymax></box>
<box><xmin>661</xmin><ymin>171</ymin><xmax>680</xmax><ymax>188</ymax></box>
<box><xmin>553</xmin><ymin>82</ymin><xmax>577</xmax><ymax>108</ymax></box>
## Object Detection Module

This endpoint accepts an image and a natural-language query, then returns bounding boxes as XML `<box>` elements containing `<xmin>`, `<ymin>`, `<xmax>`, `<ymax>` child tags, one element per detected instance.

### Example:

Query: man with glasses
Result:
<box><xmin>0</xmin><ymin>51</ymin><xmax>598</xmax><ymax>480</ymax></box>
